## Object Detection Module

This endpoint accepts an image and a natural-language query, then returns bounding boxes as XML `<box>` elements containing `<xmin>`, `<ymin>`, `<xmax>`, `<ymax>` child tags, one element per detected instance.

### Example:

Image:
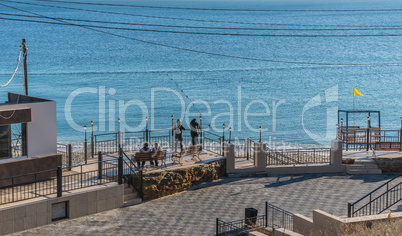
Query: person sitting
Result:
<box><xmin>138</xmin><ymin>142</ymin><xmax>151</xmax><ymax>169</ymax></box>
<box><xmin>150</xmin><ymin>143</ymin><xmax>162</xmax><ymax>168</ymax></box>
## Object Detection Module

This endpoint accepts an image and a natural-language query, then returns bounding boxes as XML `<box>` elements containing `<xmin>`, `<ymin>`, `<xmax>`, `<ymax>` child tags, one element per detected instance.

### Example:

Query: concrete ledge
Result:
<box><xmin>0</xmin><ymin>183</ymin><xmax>124</xmax><ymax>235</ymax></box>
<box><xmin>274</xmin><ymin>228</ymin><xmax>303</xmax><ymax>236</ymax></box>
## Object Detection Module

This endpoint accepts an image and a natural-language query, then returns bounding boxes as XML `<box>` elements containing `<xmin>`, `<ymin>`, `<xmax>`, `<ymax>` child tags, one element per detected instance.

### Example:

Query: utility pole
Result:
<box><xmin>21</xmin><ymin>39</ymin><xmax>28</xmax><ymax>96</ymax></box>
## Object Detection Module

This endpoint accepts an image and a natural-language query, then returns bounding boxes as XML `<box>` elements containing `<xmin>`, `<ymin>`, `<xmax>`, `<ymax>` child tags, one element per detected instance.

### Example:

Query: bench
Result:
<box><xmin>173</xmin><ymin>144</ymin><xmax>202</xmax><ymax>165</ymax></box>
<box><xmin>132</xmin><ymin>150</ymin><xmax>167</xmax><ymax>168</ymax></box>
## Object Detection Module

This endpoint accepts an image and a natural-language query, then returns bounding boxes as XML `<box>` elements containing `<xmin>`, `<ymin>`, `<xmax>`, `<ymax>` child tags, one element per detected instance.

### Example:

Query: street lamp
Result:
<box><xmin>199</xmin><ymin>114</ymin><xmax>203</xmax><ymax>146</ymax></box>
<box><xmin>229</xmin><ymin>127</ymin><xmax>232</xmax><ymax>143</ymax></box>
<box><xmin>84</xmin><ymin>125</ymin><xmax>87</xmax><ymax>141</ymax></box>
<box><xmin>171</xmin><ymin>115</ymin><xmax>174</xmax><ymax>149</ymax></box>
<box><xmin>259</xmin><ymin>126</ymin><xmax>262</xmax><ymax>142</ymax></box>
<box><xmin>91</xmin><ymin>120</ymin><xmax>94</xmax><ymax>158</ymax></box>
<box><xmin>367</xmin><ymin>116</ymin><xmax>370</xmax><ymax>128</ymax></box>
<box><xmin>146</xmin><ymin>116</ymin><xmax>149</xmax><ymax>142</ymax></box>
<box><xmin>118</xmin><ymin>118</ymin><xmax>121</xmax><ymax>148</ymax></box>
<box><xmin>340</xmin><ymin>118</ymin><xmax>344</xmax><ymax>127</ymax></box>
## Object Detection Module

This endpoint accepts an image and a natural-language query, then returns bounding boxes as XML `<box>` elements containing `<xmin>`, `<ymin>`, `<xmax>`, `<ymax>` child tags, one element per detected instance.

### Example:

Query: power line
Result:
<box><xmin>36</xmin><ymin>0</ymin><xmax>402</xmax><ymax>12</ymax></box>
<box><xmin>3</xmin><ymin>12</ymin><xmax>402</xmax><ymax>31</ymax></box>
<box><xmin>4</xmin><ymin>0</ymin><xmax>401</xmax><ymax>28</ymax></box>
<box><xmin>3</xmin><ymin>16</ymin><xmax>402</xmax><ymax>37</ymax></box>
<box><xmin>0</xmin><ymin>48</ymin><xmax>23</xmax><ymax>88</ymax></box>
<box><xmin>0</xmin><ymin>2</ymin><xmax>401</xmax><ymax>66</ymax></box>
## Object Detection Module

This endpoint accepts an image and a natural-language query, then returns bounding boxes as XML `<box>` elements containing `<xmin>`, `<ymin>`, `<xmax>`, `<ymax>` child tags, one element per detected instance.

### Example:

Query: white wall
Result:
<box><xmin>26</xmin><ymin>101</ymin><xmax>57</xmax><ymax>157</ymax></box>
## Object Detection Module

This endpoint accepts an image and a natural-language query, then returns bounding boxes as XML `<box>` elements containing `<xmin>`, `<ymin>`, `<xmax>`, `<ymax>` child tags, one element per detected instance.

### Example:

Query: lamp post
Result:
<box><xmin>118</xmin><ymin>118</ymin><xmax>121</xmax><ymax>149</ymax></box>
<box><xmin>366</xmin><ymin>116</ymin><xmax>370</xmax><ymax>151</ymax></box>
<box><xmin>171</xmin><ymin>115</ymin><xmax>174</xmax><ymax>149</ymax></box>
<box><xmin>199</xmin><ymin>114</ymin><xmax>203</xmax><ymax>147</ymax></box>
<box><xmin>400</xmin><ymin>117</ymin><xmax>402</xmax><ymax>144</ymax></box>
<box><xmin>84</xmin><ymin>125</ymin><xmax>87</xmax><ymax>164</ymax></box>
<box><xmin>146</xmin><ymin>116</ymin><xmax>149</xmax><ymax>142</ymax></box>
<box><xmin>229</xmin><ymin>127</ymin><xmax>232</xmax><ymax>144</ymax></box>
<box><xmin>222</xmin><ymin>123</ymin><xmax>225</xmax><ymax>154</ymax></box>
<box><xmin>91</xmin><ymin>120</ymin><xmax>94</xmax><ymax>158</ymax></box>
<box><xmin>259</xmin><ymin>126</ymin><xmax>262</xmax><ymax>142</ymax></box>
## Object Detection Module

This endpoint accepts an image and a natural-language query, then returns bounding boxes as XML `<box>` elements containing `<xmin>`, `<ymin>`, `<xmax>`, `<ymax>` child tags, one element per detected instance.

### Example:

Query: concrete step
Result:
<box><xmin>123</xmin><ymin>197</ymin><xmax>142</xmax><ymax>207</ymax></box>
<box><xmin>346</xmin><ymin>168</ymin><xmax>382</xmax><ymax>175</ymax></box>
<box><xmin>124</xmin><ymin>187</ymin><xmax>133</xmax><ymax>195</ymax></box>
<box><xmin>124</xmin><ymin>192</ymin><xmax>138</xmax><ymax>201</ymax></box>
<box><xmin>345</xmin><ymin>164</ymin><xmax>379</xmax><ymax>169</ymax></box>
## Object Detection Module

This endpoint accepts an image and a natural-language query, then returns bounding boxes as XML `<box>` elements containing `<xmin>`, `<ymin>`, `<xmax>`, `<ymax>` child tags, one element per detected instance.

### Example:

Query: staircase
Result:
<box><xmin>345</xmin><ymin>158</ymin><xmax>382</xmax><ymax>175</ymax></box>
<box><xmin>123</xmin><ymin>183</ymin><xmax>142</xmax><ymax>207</ymax></box>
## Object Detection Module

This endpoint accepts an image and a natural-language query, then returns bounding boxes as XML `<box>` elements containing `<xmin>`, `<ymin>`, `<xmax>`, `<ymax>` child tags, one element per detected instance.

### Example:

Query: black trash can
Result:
<box><xmin>245</xmin><ymin>208</ymin><xmax>258</xmax><ymax>225</ymax></box>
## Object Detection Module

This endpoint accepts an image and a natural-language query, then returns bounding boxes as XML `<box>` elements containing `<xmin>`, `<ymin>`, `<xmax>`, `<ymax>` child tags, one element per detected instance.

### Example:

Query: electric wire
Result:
<box><xmin>3</xmin><ymin>0</ymin><xmax>401</xmax><ymax>28</ymax></box>
<box><xmin>2</xmin><ymin>12</ymin><xmax>402</xmax><ymax>31</ymax></box>
<box><xmin>3</xmin><ymin>16</ymin><xmax>402</xmax><ymax>37</ymax></box>
<box><xmin>0</xmin><ymin>48</ymin><xmax>23</xmax><ymax>88</ymax></box>
<box><xmin>1</xmin><ymin>2</ymin><xmax>401</xmax><ymax>66</ymax></box>
<box><xmin>36</xmin><ymin>0</ymin><xmax>402</xmax><ymax>12</ymax></box>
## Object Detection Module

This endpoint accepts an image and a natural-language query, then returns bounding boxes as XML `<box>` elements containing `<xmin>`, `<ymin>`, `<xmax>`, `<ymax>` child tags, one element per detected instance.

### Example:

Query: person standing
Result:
<box><xmin>190</xmin><ymin>118</ymin><xmax>200</xmax><ymax>146</ymax></box>
<box><xmin>173</xmin><ymin>119</ymin><xmax>186</xmax><ymax>153</ymax></box>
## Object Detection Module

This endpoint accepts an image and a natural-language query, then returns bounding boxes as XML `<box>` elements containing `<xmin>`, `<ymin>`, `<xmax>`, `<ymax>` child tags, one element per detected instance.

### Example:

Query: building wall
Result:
<box><xmin>0</xmin><ymin>100</ymin><xmax>57</xmax><ymax>158</ymax></box>
<box><xmin>0</xmin><ymin>183</ymin><xmax>124</xmax><ymax>235</ymax></box>
<box><xmin>26</xmin><ymin>101</ymin><xmax>57</xmax><ymax>158</ymax></box>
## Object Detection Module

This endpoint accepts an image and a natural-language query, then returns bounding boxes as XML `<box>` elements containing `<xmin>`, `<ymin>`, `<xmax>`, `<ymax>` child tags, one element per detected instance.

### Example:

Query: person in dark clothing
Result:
<box><xmin>190</xmin><ymin>118</ymin><xmax>201</xmax><ymax>146</ymax></box>
<box><xmin>173</xmin><ymin>119</ymin><xmax>186</xmax><ymax>153</ymax></box>
<box><xmin>150</xmin><ymin>143</ymin><xmax>161</xmax><ymax>168</ymax></box>
<box><xmin>137</xmin><ymin>142</ymin><xmax>151</xmax><ymax>168</ymax></box>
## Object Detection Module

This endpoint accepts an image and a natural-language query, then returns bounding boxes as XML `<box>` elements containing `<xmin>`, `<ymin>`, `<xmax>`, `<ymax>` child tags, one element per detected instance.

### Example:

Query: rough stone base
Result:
<box><xmin>374</xmin><ymin>158</ymin><xmax>402</xmax><ymax>172</ymax></box>
<box><xmin>132</xmin><ymin>159</ymin><xmax>226</xmax><ymax>200</ymax></box>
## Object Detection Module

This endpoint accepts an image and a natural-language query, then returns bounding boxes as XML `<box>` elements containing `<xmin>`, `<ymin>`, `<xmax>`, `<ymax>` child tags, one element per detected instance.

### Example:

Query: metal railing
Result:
<box><xmin>202</xmin><ymin>130</ymin><xmax>223</xmax><ymax>155</ymax></box>
<box><xmin>216</xmin><ymin>202</ymin><xmax>293</xmax><ymax>235</ymax></box>
<box><xmin>0</xmin><ymin>156</ymin><xmax>124</xmax><ymax>205</ymax></box>
<box><xmin>57</xmin><ymin>142</ymin><xmax>89</xmax><ymax>167</ymax></box>
<box><xmin>348</xmin><ymin>174</ymin><xmax>402</xmax><ymax>217</ymax></box>
<box><xmin>120</xmin><ymin>149</ymin><xmax>143</xmax><ymax>200</ymax></box>
<box><xmin>266</xmin><ymin>148</ymin><xmax>331</xmax><ymax>166</ymax></box>
<box><xmin>228</xmin><ymin>138</ymin><xmax>255</xmax><ymax>160</ymax></box>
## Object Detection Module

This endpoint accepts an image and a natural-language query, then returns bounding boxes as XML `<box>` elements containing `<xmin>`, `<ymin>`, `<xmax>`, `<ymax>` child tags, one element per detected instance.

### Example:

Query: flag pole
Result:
<box><xmin>353</xmin><ymin>91</ymin><xmax>355</xmax><ymax>126</ymax></box>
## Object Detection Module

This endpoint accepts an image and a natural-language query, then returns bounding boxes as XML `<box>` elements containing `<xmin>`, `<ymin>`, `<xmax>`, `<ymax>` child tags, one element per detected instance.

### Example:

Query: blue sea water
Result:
<box><xmin>0</xmin><ymin>0</ymin><xmax>402</xmax><ymax>146</ymax></box>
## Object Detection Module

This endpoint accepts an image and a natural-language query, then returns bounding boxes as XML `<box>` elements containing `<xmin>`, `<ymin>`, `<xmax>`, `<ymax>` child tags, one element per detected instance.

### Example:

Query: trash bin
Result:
<box><xmin>245</xmin><ymin>208</ymin><xmax>258</xmax><ymax>225</ymax></box>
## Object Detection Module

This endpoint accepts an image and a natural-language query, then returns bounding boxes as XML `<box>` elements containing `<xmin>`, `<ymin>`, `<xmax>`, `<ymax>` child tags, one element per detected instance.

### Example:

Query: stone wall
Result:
<box><xmin>374</xmin><ymin>158</ymin><xmax>402</xmax><ymax>172</ymax></box>
<box><xmin>132</xmin><ymin>159</ymin><xmax>226</xmax><ymax>200</ymax></box>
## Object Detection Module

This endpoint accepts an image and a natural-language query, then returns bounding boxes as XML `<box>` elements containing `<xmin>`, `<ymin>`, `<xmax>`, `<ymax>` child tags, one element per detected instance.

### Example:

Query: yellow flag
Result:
<box><xmin>353</xmin><ymin>88</ymin><xmax>363</xmax><ymax>97</ymax></box>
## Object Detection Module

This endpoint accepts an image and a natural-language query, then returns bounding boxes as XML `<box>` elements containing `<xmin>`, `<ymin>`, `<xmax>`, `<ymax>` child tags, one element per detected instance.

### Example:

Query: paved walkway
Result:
<box><xmin>13</xmin><ymin>173</ymin><xmax>400</xmax><ymax>236</ymax></box>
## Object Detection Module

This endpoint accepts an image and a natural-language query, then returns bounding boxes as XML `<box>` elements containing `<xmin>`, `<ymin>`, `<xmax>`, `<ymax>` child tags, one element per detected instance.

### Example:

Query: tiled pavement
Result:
<box><xmin>14</xmin><ymin>173</ymin><xmax>400</xmax><ymax>236</ymax></box>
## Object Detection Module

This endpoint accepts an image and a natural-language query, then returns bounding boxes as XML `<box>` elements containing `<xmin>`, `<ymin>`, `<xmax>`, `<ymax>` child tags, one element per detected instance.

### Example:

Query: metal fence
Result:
<box><xmin>228</xmin><ymin>138</ymin><xmax>255</xmax><ymax>160</ymax></box>
<box><xmin>216</xmin><ymin>202</ymin><xmax>293</xmax><ymax>235</ymax></box>
<box><xmin>57</xmin><ymin>142</ymin><xmax>89</xmax><ymax>167</ymax></box>
<box><xmin>0</xmin><ymin>157</ymin><xmax>122</xmax><ymax>205</ymax></box>
<box><xmin>266</xmin><ymin>148</ymin><xmax>331</xmax><ymax>166</ymax></box>
<box><xmin>348</xmin><ymin>174</ymin><xmax>402</xmax><ymax>217</ymax></box>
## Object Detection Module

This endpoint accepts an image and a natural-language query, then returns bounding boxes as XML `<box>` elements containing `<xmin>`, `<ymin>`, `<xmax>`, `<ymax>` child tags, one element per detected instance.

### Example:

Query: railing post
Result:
<box><xmin>246</xmin><ymin>138</ymin><xmax>250</xmax><ymax>160</ymax></box>
<box><xmin>84</xmin><ymin>140</ymin><xmax>88</xmax><ymax>164</ymax></box>
<box><xmin>118</xmin><ymin>148</ymin><xmax>123</xmax><ymax>185</ymax></box>
<box><xmin>57</xmin><ymin>166</ymin><xmax>62</xmax><ymax>197</ymax></box>
<box><xmin>91</xmin><ymin>134</ymin><xmax>94</xmax><ymax>159</ymax></box>
<box><xmin>265</xmin><ymin>201</ymin><xmax>268</xmax><ymax>227</ymax></box>
<box><xmin>216</xmin><ymin>218</ymin><xmax>219</xmax><ymax>236</ymax></box>
<box><xmin>366</xmin><ymin>128</ymin><xmax>370</xmax><ymax>151</ymax></box>
<box><xmin>140</xmin><ymin>169</ymin><xmax>143</xmax><ymax>200</ymax></box>
<box><xmin>116</xmin><ymin>133</ymin><xmax>118</xmax><ymax>153</ymax></box>
<box><xmin>347</xmin><ymin>202</ymin><xmax>351</xmax><ymax>217</ymax></box>
<box><xmin>98</xmin><ymin>151</ymin><xmax>103</xmax><ymax>182</ymax></box>
<box><xmin>68</xmin><ymin>144</ymin><xmax>72</xmax><ymax>171</ymax></box>
<box><xmin>12</xmin><ymin>177</ymin><xmax>14</xmax><ymax>202</ymax></box>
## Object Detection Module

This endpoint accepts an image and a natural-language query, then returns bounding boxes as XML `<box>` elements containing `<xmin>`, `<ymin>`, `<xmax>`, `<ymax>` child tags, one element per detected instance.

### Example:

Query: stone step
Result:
<box><xmin>345</xmin><ymin>164</ymin><xmax>379</xmax><ymax>169</ymax></box>
<box><xmin>346</xmin><ymin>168</ymin><xmax>382</xmax><ymax>175</ymax></box>
<box><xmin>124</xmin><ymin>187</ymin><xmax>133</xmax><ymax>195</ymax></box>
<box><xmin>354</xmin><ymin>159</ymin><xmax>376</xmax><ymax>164</ymax></box>
<box><xmin>124</xmin><ymin>192</ymin><xmax>138</xmax><ymax>201</ymax></box>
<box><xmin>123</xmin><ymin>197</ymin><xmax>142</xmax><ymax>207</ymax></box>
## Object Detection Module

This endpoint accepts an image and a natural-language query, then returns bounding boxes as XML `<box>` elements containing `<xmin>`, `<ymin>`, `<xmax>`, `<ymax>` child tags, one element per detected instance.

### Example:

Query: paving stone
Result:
<box><xmin>13</xmin><ymin>173</ymin><xmax>399</xmax><ymax>236</ymax></box>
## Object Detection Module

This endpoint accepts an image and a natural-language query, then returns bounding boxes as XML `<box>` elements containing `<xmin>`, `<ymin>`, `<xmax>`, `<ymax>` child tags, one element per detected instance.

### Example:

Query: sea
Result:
<box><xmin>0</xmin><ymin>0</ymin><xmax>402</xmax><ymax>147</ymax></box>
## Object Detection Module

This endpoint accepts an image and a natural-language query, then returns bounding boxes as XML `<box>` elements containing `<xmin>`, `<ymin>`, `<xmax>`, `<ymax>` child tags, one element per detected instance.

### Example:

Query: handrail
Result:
<box><xmin>349</xmin><ymin>173</ymin><xmax>402</xmax><ymax>217</ymax></box>
<box><xmin>352</xmin><ymin>174</ymin><xmax>402</xmax><ymax>206</ymax></box>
